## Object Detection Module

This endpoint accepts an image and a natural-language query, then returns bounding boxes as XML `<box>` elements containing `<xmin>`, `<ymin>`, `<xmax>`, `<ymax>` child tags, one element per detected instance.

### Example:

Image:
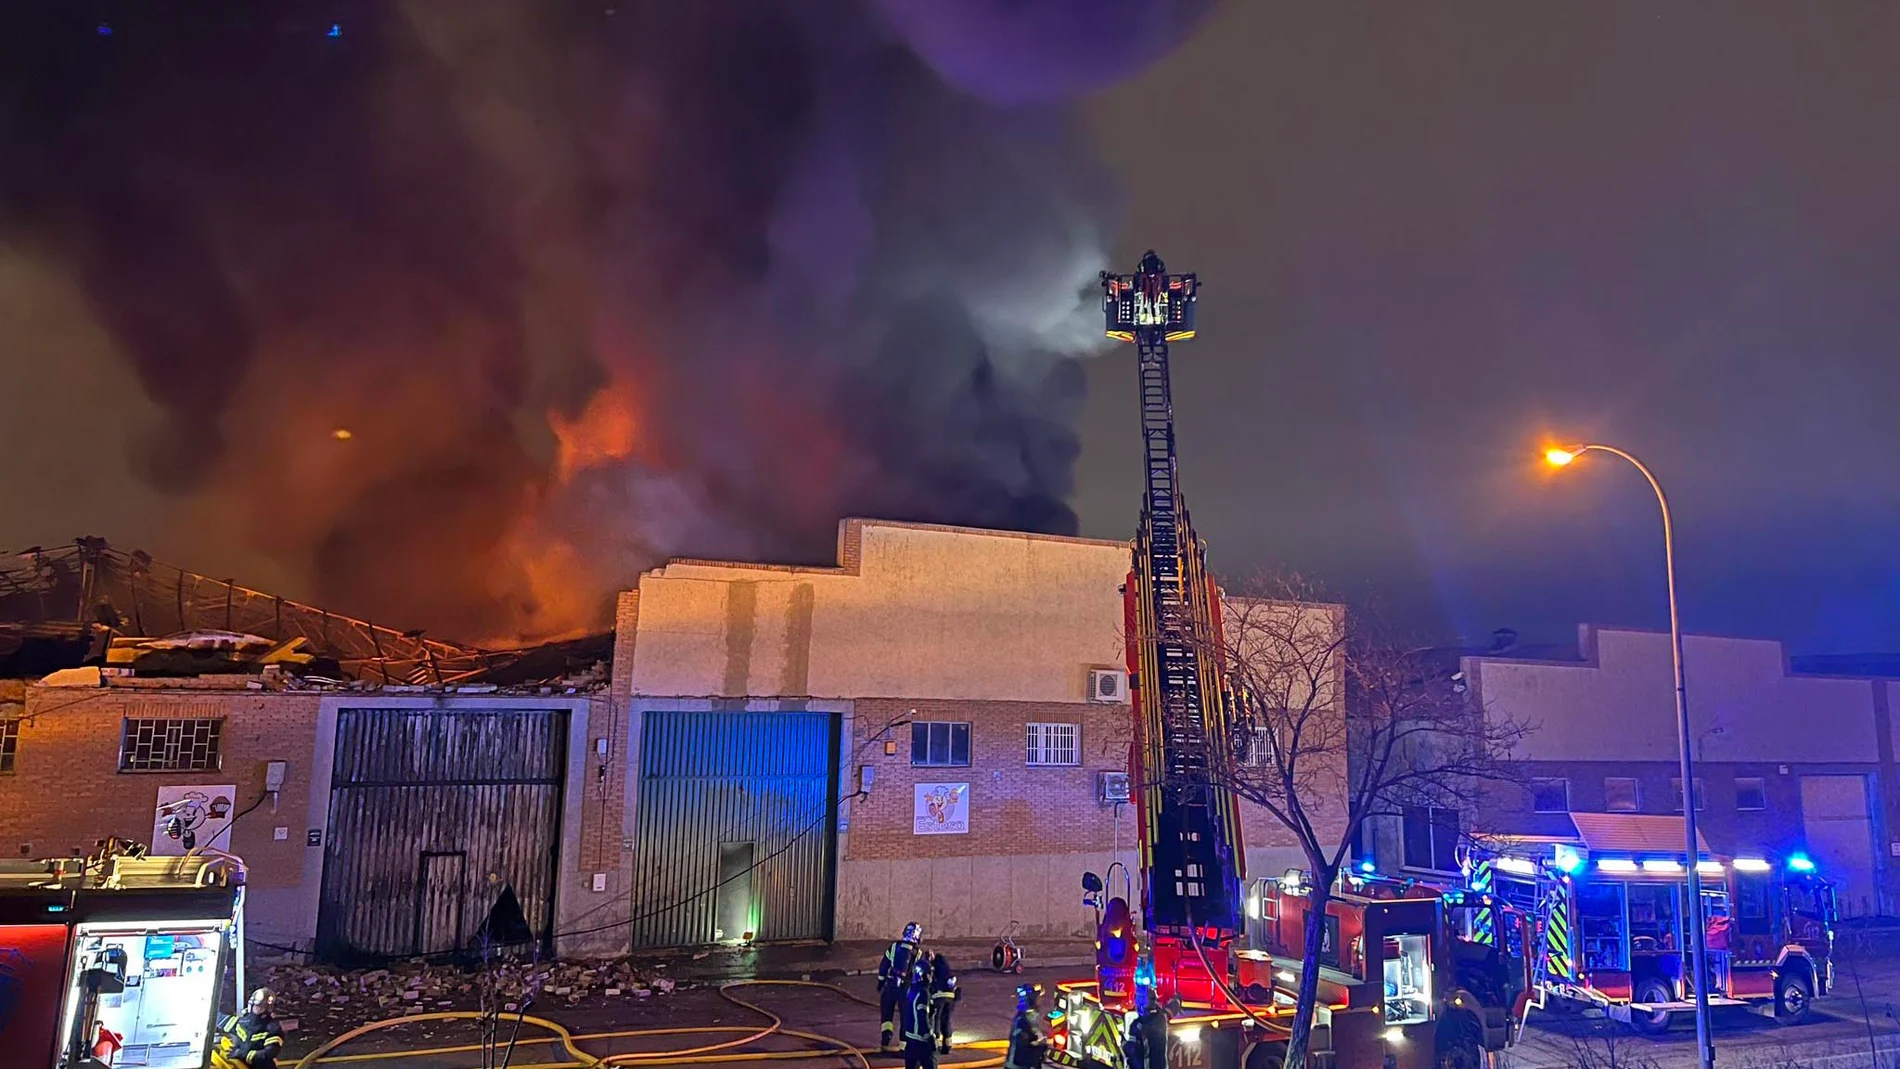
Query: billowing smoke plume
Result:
<box><xmin>0</xmin><ymin>1</ymin><xmax>1210</xmax><ymax>644</ymax></box>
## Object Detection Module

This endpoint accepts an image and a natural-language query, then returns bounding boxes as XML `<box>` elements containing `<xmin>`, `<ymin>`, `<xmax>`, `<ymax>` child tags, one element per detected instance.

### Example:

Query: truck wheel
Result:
<box><xmin>1775</xmin><ymin>971</ymin><xmax>1814</xmax><ymax>1025</ymax></box>
<box><xmin>1434</xmin><ymin>1014</ymin><xmax>1484</xmax><ymax>1069</ymax></box>
<box><xmin>1629</xmin><ymin>978</ymin><xmax>1673</xmax><ymax>1036</ymax></box>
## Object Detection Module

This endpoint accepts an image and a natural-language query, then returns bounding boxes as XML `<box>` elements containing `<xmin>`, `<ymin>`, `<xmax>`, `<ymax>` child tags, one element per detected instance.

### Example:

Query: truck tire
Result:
<box><xmin>1775</xmin><ymin>970</ymin><xmax>1814</xmax><ymax>1026</ymax></box>
<box><xmin>1629</xmin><ymin>978</ymin><xmax>1673</xmax><ymax>1036</ymax></box>
<box><xmin>1434</xmin><ymin>1013</ymin><xmax>1484</xmax><ymax>1069</ymax></box>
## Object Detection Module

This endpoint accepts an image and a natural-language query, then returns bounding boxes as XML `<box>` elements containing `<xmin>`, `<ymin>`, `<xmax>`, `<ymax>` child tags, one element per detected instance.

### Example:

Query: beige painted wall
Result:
<box><xmin>1475</xmin><ymin>626</ymin><xmax>1878</xmax><ymax>764</ymax></box>
<box><xmin>624</xmin><ymin>521</ymin><xmax>1132</xmax><ymax>703</ymax></box>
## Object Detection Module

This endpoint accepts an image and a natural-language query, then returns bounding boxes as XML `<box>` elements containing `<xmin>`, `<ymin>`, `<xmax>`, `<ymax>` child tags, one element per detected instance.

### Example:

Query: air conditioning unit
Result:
<box><xmin>1099</xmin><ymin>771</ymin><xmax>1132</xmax><ymax>803</ymax></box>
<box><xmin>1088</xmin><ymin>668</ymin><xmax>1128</xmax><ymax>704</ymax></box>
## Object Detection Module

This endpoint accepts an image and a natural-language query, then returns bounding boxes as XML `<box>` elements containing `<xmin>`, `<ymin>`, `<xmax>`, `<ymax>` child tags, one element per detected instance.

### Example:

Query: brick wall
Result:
<box><xmin>5</xmin><ymin>682</ymin><xmax>323</xmax><ymax>943</ymax></box>
<box><xmin>842</xmin><ymin>696</ymin><xmax>1320</xmax><ymax>862</ymax></box>
<box><xmin>845</xmin><ymin>696</ymin><xmax>1133</xmax><ymax>859</ymax></box>
<box><xmin>1485</xmin><ymin>758</ymin><xmax>1827</xmax><ymax>859</ymax></box>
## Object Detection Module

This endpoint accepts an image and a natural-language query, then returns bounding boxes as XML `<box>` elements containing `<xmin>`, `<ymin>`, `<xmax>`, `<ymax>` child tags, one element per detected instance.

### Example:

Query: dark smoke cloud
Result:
<box><xmin>0</xmin><ymin>1</ymin><xmax>1209</xmax><ymax>643</ymax></box>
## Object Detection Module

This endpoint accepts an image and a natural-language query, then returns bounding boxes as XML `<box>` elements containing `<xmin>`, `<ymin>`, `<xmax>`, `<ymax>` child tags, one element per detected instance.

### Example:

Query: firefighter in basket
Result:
<box><xmin>878</xmin><ymin>921</ymin><xmax>925</xmax><ymax>1051</ymax></box>
<box><xmin>212</xmin><ymin>988</ymin><xmax>285</xmax><ymax>1069</ymax></box>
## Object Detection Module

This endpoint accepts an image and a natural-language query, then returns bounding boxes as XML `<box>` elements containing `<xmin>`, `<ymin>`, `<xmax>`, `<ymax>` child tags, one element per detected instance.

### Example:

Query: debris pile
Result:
<box><xmin>267</xmin><ymin>958</ymin><xmax>680</xmax><ymax>1034</ymax></box>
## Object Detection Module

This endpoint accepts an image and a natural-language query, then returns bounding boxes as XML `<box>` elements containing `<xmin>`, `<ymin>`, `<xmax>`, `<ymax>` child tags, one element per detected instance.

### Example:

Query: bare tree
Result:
<box><xmin>1211</xmin><ymin>573</ymin><xmax>1526</xmax><ymax>1069</ymax></box>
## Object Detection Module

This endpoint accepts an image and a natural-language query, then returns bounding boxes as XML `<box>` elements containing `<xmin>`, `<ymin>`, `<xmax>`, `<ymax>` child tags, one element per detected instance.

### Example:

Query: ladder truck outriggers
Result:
<box><xmin>1046</xmin><ymin>253</ymin><xmax>1536</xmax><ymax>1069</ymax></box>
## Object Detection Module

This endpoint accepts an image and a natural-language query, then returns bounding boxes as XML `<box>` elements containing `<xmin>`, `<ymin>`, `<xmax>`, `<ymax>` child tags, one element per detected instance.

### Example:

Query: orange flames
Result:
<box><xmin>549</xmin><ymin>386</ymin><xmax>642</xmax><ymax>482</ymax></box>
<box><xmin>474</xmin><ymin>382</ymin><xmax>648</xmax><ymax>647</ymax></box>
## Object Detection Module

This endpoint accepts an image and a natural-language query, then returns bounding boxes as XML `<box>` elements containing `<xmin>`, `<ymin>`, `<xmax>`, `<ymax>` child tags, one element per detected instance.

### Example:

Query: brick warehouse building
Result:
<box><xmin>611</xmin><ymin>518</ymin><xmax>1345</xmax><ymax>946</ymax></box>
<box><xmin>0</xmin><ymin>675</ymin><xmax>624</xmax><ymax>960</ymax></box>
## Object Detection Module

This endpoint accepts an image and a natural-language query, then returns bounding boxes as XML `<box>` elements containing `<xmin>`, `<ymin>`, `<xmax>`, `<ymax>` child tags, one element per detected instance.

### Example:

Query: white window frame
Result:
<box><xmin>1025</xmin><ymin>722</ymin><xmax>1080</xmax><ymax>767</ymax></box>
<box><xmin>1530</xmin><ymin>777</ymin><xmax>1570</xmax><ymax>814</ymax></box>
<box><xmin>0</xmin><ymin>717</ymin><xmax>18</xmax><ymax>773</ymax></box>
<box><xmin>910</xmin><ymin>721</ymin><xmax>972</xmax><ymax>767</ymax></box>
<box><xmin>1604</xmin><ymin>777</ymin><xmax>1640</xmax><ymax>813</ymax></box>
<box><xmin>1670</xmin><ymin>777</ymin><xmax>1707</xmax><ymax>812</ymax></box>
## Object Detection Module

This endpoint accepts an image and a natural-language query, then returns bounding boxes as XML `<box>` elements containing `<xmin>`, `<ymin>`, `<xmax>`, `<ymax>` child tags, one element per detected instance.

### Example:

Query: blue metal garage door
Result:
<box><xmin>629</xmin><ymin>710</ymin><xmax>839</xmax><ymax>948</ymax></box>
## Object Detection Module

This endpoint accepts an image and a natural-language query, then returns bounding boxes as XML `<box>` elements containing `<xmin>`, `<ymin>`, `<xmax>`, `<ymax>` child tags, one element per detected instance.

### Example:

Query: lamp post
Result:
<box><xmin>1546</xmin><ymin>443</ymin><xmax>1714</xmax><ymax>1069</ymax></box>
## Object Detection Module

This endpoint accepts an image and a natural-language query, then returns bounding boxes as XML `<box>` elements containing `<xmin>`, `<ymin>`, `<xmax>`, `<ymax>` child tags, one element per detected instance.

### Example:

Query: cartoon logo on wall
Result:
<box><xmin>152</xmin><ymin>785</ymin><xmax>238</xmax><ymax>855</ymax></box>
<box><xmin>912</xmin><ymin>782</ymin><xmax>969</xmax><ymax>836</ymax></box>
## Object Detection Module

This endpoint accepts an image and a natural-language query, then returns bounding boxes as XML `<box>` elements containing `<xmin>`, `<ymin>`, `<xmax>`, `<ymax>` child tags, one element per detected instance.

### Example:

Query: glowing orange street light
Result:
<box><xmin>1544</xmin><ymin>441</ymin><xmax>1713</xmax><ymax>1069</ymax></box>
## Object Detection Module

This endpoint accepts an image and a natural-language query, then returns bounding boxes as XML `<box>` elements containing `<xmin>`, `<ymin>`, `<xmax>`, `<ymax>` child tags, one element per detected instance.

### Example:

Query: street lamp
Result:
<box><xmin>1545</xmin><ymin>443</ymin><xmax>1713</xmax><ymax>1069</ymax></box>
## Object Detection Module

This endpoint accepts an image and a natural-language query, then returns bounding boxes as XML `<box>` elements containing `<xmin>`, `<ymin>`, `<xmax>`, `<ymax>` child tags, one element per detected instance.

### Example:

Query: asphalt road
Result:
<box><xmin>286</xmin><ymin>956</ymin><xmax>1900</xmax><ymax>1069</ymax></box>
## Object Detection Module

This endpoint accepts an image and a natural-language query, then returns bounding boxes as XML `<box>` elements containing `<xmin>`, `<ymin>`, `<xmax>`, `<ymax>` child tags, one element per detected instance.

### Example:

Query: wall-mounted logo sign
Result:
<box><xmin>913</xmin><ymin>783</ymin><xmax>968</xmax><ymax>836</ymax></box>
<box><xmin>152</xmin><ymin>785</ymin><xmax>238</xmax><ymax>855</ymax></box>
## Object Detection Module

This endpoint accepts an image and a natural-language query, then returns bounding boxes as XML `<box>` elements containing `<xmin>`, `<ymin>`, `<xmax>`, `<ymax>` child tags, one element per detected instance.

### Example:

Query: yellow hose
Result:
<box><xmin>290</xmin><ymin>979</ymin><xmax>1004</xmax><ymax>1069</ymax></box>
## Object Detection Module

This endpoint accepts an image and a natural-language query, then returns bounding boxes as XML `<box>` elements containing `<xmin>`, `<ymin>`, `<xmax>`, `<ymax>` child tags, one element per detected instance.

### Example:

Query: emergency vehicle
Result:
<box><xmin>1044</xmin><ymin>253</ymin><xmax>1535</xmax><ymax>1069</ymax></box>
<box><xmin>1460</xmin><ymin>813</ymin><xmax>1834</xmax><ymax>1033</ymax></box>
<box><xmin>0</xmin><ymin>847</ymin><xmax>247</xmax><ymax>1069</ymax></box>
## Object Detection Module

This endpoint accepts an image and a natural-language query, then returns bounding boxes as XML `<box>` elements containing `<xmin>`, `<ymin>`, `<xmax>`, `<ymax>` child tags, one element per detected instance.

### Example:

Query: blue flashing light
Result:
<box><xmin>1788</xmin><ymin>853</ymin><xmax>1816</xmax><ymax>873</ymax></box>
<box><xmin>46</xmin><ymin>903</ymin><xmax>67</xmax><ymax>912</ymax></box>
<box><xmin>1358</xmin><ymin>859</ymin><xmax>1376</xmax><ymax>874</ymax></box>
<box><xmin>96</xmin><ymin>23</ymin><xmax>112</xmax><ymax>36</ymax></box>
<box><xmin>328</xmin><ymin>23</ymin><xmax>342</xmax><ymax>38</ymax></box>
<box><xmin>1552</xmin><ymin>845</ymin><xmax>1583</xmax><ymax>875</ymax></box>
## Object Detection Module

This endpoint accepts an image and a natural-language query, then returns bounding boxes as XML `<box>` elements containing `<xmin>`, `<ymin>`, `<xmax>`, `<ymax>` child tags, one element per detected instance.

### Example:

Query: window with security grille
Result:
<box><xmin>120</xmin><ymin>718</ymin><xmax>223</xmax><ymax>772</ymax></box>
<box><xmin>1025</xmin><ymin>723</ymin><xmax>1080</xmax><ymax>766</ymax></box>
<box><xmin>0</xmin><ymin>718</ymin><xmax>18</xmax><ymax>773</ymax></box>
<box><xmin>910</xmin><ymin>721</ymin><xmax>970</xmax><ymax>767</ymax></box>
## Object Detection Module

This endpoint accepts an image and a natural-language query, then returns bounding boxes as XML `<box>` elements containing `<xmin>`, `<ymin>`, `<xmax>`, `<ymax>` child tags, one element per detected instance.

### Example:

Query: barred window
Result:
<box><xmin>120</xmin><ymin>718</ymin><xmax>223</xmax><ymax>772</ymax></box>
<box><xmin>0</xmin><ymin>718</ymin><xmax>18</xmax><ymax>773</ymax></box>
<box><xmin>1025</xmin><ymin>723</ymin><xmax>1080</xmax><ymax>766</ymax></box>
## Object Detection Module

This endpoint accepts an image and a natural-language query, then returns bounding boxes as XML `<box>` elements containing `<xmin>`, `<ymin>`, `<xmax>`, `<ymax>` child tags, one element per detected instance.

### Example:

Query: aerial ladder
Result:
<box><xmin>1103</xmin><ymin>252</ymin><xmax>1248</xmax><ymax>1011</ymax></box>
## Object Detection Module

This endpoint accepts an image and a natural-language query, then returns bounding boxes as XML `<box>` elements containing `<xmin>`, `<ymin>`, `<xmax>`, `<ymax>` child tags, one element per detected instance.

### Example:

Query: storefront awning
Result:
<box><xmin>1568</xmin><ymin>812</ymin><xmax>1711</xmax><ymax>856</ymax></box>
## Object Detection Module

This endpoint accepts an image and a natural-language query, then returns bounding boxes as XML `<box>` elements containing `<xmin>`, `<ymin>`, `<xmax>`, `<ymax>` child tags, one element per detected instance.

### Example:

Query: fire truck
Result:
<box><xmin>0</xmin><ymin>846</ymin><xmax>247</xmax><ymax>1069</ymax></box>
<box><xmin>1045</xmin><ymin>254</ymin><xmax>1535</xmax><ymax>1069</ymax></box>
<box><xmin>1458</xmin><ymin>819</ymin><xmax>1834</xmax><ymax>1034</ymax></box>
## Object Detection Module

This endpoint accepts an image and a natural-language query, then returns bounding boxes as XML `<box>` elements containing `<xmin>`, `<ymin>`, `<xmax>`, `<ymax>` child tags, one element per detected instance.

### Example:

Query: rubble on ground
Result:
<box><xmin>266</xmin><ymin>957</ymin><xmax>682</xmax><ymax>1037</ymax></box>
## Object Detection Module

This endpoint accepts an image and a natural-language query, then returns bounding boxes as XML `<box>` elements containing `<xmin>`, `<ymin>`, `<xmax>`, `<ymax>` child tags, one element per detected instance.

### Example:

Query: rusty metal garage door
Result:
<box><xmin>317</xmin><ymin>707</ymin><xmax>567</xmax><ymax>962</ymax></box>
<box><xmin>629</xmin><ymin>710</ymin><xmax>838</xmax><ymax>948</ymax></box>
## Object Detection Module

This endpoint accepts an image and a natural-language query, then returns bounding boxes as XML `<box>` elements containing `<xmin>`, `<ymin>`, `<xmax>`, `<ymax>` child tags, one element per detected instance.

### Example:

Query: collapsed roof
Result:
<box><xmin>0</xmin><ymin>538</ymin><xmax>607</xmax><ymax>686</ymax></box>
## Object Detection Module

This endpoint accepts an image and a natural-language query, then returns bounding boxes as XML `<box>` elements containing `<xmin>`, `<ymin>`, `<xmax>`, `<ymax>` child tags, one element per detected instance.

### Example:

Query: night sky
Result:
<box><xmin>1075</xmin><ymin>2</ymin><xmax>1900</xmax><ymax>655</ymax></box>
<box><xmin>1</xmin><ymin>3</ymin><xmax>1895</xmax><ymax>656</ymax></box>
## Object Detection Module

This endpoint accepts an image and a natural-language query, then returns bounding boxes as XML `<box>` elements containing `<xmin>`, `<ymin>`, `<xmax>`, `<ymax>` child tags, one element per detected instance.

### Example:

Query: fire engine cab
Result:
<box><xmin>0</xmin><ymin>848</ymin><xmax>247</xmax><ymax>1069</ymax></box>
<box><xmin>1461</xmin><ymin>814</ymin><xmax>1834</xmax><ymax>1034</ymax></box>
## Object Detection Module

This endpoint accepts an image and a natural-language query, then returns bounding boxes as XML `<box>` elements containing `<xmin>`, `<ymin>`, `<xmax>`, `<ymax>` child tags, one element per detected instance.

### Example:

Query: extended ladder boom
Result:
<box><xmin>1104</xmin><ymin>252</ymin><xmax>1246</xmax><ymax>956</ymax></box>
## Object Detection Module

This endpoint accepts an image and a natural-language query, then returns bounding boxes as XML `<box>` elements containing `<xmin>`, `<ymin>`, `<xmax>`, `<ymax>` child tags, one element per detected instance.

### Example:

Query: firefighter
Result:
<box><xmin>211</xmin><ymin>988</ymin><xmax>285</xmax><ymax>1069</ymax></box>
<box><xmin>1120</xmin><ymin>985</ymin><xmax>1168</xmax><ymax>1069</ymax></box>
<box><xmin>877</xmin><ymin>921</ymin><xmax>924</xmax><ymax>1051</ymax></box>
<box><xmin>928</xmin><ymin>952</ymin><xmax>961</xmax><ymax>1054</ymax></box>
<box><xmin>1004</xmin><ymin>983</ymin><xmax>1050</xmax><ymax>1069</ymax></box>
<box><xmin>898</xmin><ymin>961</ymin><xmax>939</xmax><ymax>1069</ymax></box>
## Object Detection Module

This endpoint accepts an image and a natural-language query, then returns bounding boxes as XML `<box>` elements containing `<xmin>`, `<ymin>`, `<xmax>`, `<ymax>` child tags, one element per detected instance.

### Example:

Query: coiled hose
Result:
<box><xmin>290</xmin><ymin>978</ymin><xmax>1005</xmax><ymax>1069</ymax></box>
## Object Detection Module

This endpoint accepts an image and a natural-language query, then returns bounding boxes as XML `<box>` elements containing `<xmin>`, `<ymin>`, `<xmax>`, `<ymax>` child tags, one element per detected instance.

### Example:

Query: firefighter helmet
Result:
<box><xmin>1016</xmin><ymin>983</ymin><xmax>1043</xmax><ymax>1011</ymax></box>
<box><xmin>902</xmin><ymin>921</ymin><xmax>923</xmax><ymax>943</ymax></box>
<box><xmin>247</xmin><ymin>988</ymin><xmax>275</xmax><ymax>1015</ymax></box>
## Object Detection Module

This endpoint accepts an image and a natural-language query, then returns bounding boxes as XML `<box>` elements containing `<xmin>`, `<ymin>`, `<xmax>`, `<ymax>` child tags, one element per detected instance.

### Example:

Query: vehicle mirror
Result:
<box><xmin>1083</xmin><ymin>872</ymin><xmax>1105</xmax><ymax>893</ymax></box>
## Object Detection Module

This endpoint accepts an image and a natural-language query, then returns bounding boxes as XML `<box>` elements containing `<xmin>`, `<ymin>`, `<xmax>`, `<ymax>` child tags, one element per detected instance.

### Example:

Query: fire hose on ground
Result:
<box><xmin>289</xmin><ymin>979</ymin><xmax>1006</xmax><ymax>1069</ymax></box>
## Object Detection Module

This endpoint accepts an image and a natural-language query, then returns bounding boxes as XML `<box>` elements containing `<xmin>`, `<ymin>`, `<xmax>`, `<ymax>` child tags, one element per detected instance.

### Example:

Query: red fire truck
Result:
<box><xmin>0</xmin><ymin>848</ymin><xmax>246</xmax><ymax>1069</ymax></box>
<box><xmin>1460</xmin><ymin>822</ymin><xmax>1834</xmax><ymax>1034</ymax></box>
